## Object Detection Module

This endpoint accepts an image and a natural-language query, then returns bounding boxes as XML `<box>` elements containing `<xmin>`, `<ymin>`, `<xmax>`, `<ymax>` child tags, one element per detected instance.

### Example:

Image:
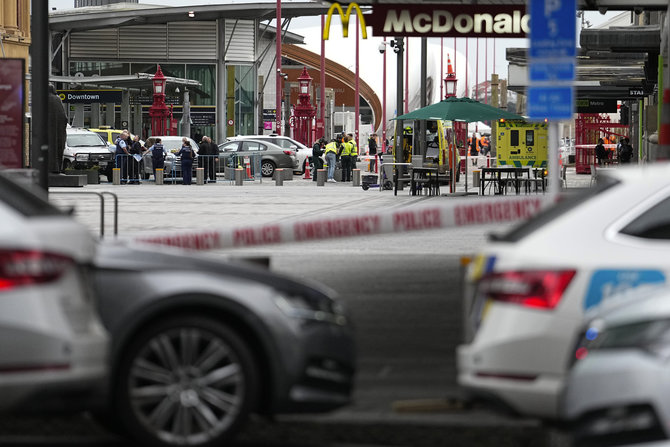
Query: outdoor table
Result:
<box><xmin>480</xmin><ymin>167</ymin><xmax>530</xmax><ymax>195</ymax></box>
<box><xmin>409</xmin><ymin>167</ymin><xmax>440</xmax><ymax>196</ymax></box>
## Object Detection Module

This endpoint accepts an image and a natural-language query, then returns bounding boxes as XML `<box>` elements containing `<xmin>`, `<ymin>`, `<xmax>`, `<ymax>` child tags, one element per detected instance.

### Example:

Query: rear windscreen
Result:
<box><xmin>0</xmin><ymin>174</ymin><xmax>65</xmax><ymax>217</ymax></box>
<box><xmin>490</xmin><ymin>176</ymin><xmax>619</xmax><ymax>243</ymax></box>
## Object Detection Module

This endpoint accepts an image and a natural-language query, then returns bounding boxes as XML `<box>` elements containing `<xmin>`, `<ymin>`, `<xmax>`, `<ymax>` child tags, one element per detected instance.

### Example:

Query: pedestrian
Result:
<box><xmin>348</xmin><ymin>133</ymin><xmax>358</xmax><ymax>179</ymax></box>
<box><xmin>114</xmin><ymin>130</ymin><xmax>130</xmax><ymax>183</ymax></box>
<box><xmin>368</xmin><ymin>133</ymin><xmax>378</xmax><ymax>172</ymax></box>
<box><xmin>312</xmin><ymin>137</ymin><xmax>325</xmax><ymax>181</ymax></box>
<box><xmin>48</xmin><ymin>83</ymin><xmax>68</xmax><ymax>173</ymax></box>
<box><xmin>128</xmin><ymin>134</ymin><xmax>145</xmax><ymax>184</ymax></box>
<box><xmin>595</xmin><ymin>138</ymin><xmax>607</xmax><ymax>166</ymax></box>
<box><xmin>148</xmin><ymin>137</ymin><xmax>165</xmax><ymax>180</ymax></box>
<box><xmin>340</xmin><ymin>135</ymin><xmax>352</xmax><ymax>182</ymax></box>
<box><xmin>200</xmin><ymin>136</ymin><xmax>218</xmax><ymax>182</ymax></box>
<box><xmin>324</xmin><ymin>138</ymin><xmax>339</xmax><ymax>183</ymax></box>
<box><xmin>619</xmin><ymin>137</ymin><xmax>634</xmax><ymax>164</ymax></box>
<box><xmin>178</xmin><ymin>140</ymin><xmax>196</xmax><ymax>185</ymax></box>
<box><xmin>469</xmin><ymin>133</ymin><xmax>479</xmax><ymax>165</ymax></box>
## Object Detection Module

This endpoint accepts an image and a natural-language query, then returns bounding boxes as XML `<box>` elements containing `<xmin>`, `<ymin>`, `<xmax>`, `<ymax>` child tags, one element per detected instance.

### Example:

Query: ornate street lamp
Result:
<box><xmin>149</xmin><ymin>65</ymin><xmax>172</xmax><ymax>136</ymax></box>
<box><xmin>293</xmin><ymin>66</ymin><xmax>316</xmax><ymax>146</ymax></box>
<box><xmin>444</xmin><ymin>56</ymin><xmax>458</xmax><ymax>99</ymax></box>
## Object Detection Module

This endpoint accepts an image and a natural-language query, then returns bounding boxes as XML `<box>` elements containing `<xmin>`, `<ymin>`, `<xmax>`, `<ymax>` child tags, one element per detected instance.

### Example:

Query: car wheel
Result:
<box><xmin>115</xmin><ymin>315</ymin><xmax>259</xmax><ymax>447</ymax></box>
<box><xmin>62</xmin><ymin>159</ymin><xmax>72</xmax><ymax>172</ymax></box>
<box><xmin>260</xmin><ymin>160</ymin><xmax>275</xmax><ymax>177</ymax></box>
<box><xmin>104</xmin><ymin>165</ymin><xmax>114</xmax><ymax>181</ymax></box>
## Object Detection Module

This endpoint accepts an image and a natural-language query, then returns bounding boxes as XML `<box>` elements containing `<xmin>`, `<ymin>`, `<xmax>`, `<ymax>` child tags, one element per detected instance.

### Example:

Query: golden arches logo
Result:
<box><xmin>323</xmin><ymin>3</ymin><xmax>367</xmax><ymax>40</ymax></box>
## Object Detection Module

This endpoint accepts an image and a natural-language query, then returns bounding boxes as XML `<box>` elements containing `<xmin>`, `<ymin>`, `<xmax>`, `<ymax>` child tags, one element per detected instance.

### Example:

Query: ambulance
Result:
<box><xmin>496</xmin><ymin>120</ymin><xmax>548</xmax><ymax>168</ymax></box>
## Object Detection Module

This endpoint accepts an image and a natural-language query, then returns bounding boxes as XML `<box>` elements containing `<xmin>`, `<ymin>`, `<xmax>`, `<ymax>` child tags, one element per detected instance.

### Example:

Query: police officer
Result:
<box><xmin>312</xmin><ymin>137</ymin><xmax>325</xmax><ymax>182</ymax></box>
<box><xmin>114</xmin><ymin>130</ymin><xmax>130</xmax><ymax>184</ymax></box>
<box><xmin>324</xmin><ymin>139</ymin><xmax>339</xmax><ymax>183</ymax></box>
<box><xmin>178</xmin><ymin>140</ymin><xmax>195</xmax><ymax>185</ymax></box>
<box><xmin>148</xmin><ymin>138</ymin><xmax>165</xmax><ymax>180</ymax></box>
<box><xmin>340</xmin><ymin>135</ymin><xmax>352</xmax><ymax>182</ymax></box>
<box><xmin>348</xmin><ymin>133</ymin><xmax>358</xmax><ymax>178</ymax></box>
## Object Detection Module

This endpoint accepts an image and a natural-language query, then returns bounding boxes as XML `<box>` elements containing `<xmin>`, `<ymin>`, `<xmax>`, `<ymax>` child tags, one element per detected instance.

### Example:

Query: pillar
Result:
<box><xmin>133</xmin><ymin>104</ymin><xmax>142</xmax><ymax>134</ymax></box>
<box><xmin>91</xmin><ymin>103</ymin><xmax>101</xmax><ymax>128</ymax></box>
<box><xmin>3</xmin><ymin>0</ymin><xmax>19</xmax><ymax>36</ymax></box>
<box><xmin>105</xmin><ymin>102</ymin><xmax>115</xmax><ymax>127</ymax></box>
<box><xmin>121</xmin><ymin>90</ymin><xmax>130</xmax><ymax>129</ymax></box>
<box><xmin>73</xmin><ymin>104</ymin><xmax>85</xmax><ymax>127</ymax></box>
<box><xmin>19</xmin><ymin>0</ymin><xmax>30</xmax><ymax>40</ymax></box>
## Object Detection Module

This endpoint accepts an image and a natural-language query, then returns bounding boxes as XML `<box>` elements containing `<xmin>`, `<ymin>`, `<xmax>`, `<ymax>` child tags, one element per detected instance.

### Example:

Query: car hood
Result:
<box><xmin>94</xmin><ymin>240</ymin><xmax>336</xmax><ymax>298</ymax></box>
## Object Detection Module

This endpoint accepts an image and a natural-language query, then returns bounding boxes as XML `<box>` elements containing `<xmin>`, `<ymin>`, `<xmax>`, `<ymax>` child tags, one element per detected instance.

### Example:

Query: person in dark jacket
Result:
<box><xmin>128</xmin><ymin>135</ymin><xmax>145</xmax><ymax>184</ymax></box>
<box><xmin>114</xmin><ymin>130</ymin><xmax>130</xmax><ymax>184</ymax></box>
<box><xmin>618</xmin><ymin>137</ymin><xmax>634</xmax><ymax>164</ymax></box>
<box><xmin>595</xmin><ymin>138</ymin><xmax>607</xmax><ymax>166</ymax></box>
<box><xmin>312</xmin><ymin>138</ymin><xmax>325</xmax><ymax>181</ymax></box>
<box><xmin>177</xmin><ymin>140</ymin><xmax>195</xmax><ymax>185</ymax></box>
<box><xmin>149</xmin><ymin>138</ymin><xmax>165</xmax><ymax>179</ymax></box>
<box><xmin>200</xmin><ymin>136</ymin><xmax>218</xmax><ymax>182</ymax></box>
<box><xmin>48</xmin><ymin>84</ymin><xmax>68</xmax><ymax>173</ymax></box>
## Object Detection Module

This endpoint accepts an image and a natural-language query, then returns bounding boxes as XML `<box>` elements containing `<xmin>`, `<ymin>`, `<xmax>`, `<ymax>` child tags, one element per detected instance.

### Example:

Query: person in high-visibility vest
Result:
<box><xmin>340</xmin><ymin>135</ymin><xmax>353</xmax><ymax>182</ymax></box>
<box><xmin>324</xmin><ymin>139</ymin><xmax>339</xmax><ymax>183</ymax></box>
<box><xmin>348</xmin><ymin>133</ymin><xmax>358</xmax><ymax>180</ymax></box>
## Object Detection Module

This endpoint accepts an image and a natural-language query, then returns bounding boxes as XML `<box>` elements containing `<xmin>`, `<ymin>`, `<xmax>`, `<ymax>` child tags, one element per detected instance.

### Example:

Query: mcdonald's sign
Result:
<box><xmin>323</xmin><ymin>3</ymin><xmax>367</xmax><ymax>40</ymax></box>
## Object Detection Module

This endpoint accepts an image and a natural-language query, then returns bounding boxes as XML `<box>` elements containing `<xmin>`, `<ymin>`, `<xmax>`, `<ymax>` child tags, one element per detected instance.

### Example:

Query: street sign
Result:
<box><xmin>529</xmin><ymin>61</ymin><xmax>575</xmax><ymax>83</ymax></box>
<box><xmin>529</xmin><ymin>0</ymin><xmax>576</xmax><ymax>60</ymax></box>
<box><xmin>628</xmin><ymin>87</ymin><xmax>645</xmax><ymax>97</ymax></box>
<box><xmin>527</xmin><ymin>86</ymin><xmax>574</xmax><ymax>120</ymax></box>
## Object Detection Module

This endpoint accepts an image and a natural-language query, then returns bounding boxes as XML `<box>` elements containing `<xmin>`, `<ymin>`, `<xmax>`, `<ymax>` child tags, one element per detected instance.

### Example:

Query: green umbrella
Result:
<box><xmin>393</xmin><ymin>96</ymin><xmax>524</xmax><ymax>122</ymax></box>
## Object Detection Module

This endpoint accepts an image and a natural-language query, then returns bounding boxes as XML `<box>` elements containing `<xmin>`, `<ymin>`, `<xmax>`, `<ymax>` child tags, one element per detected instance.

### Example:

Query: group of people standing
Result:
<box><xmin>595</xmin><ymin>136</ymin><xmax>634</xmax><ymax>166</ymax></box>
<box><xmin>113</xmin><ymin>132</ymin><xmax>219</xmax><ymax>185</ymax></box>
<box><xmin>313</xmin><ymin>133</ymin><xmax>358</xmax><ymax>183</ymax></box>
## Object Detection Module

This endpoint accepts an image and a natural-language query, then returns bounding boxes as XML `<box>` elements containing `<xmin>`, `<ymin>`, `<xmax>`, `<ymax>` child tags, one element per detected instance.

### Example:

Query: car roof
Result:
<box><xmin>220</xmin><ymin>139</ymin><xmax>284</xmax><ymax>150</ymax></box>
<box><xmin>230</xmin><ymin>134</ymin><xmax>308</xmax><ymax>148</ymax></box>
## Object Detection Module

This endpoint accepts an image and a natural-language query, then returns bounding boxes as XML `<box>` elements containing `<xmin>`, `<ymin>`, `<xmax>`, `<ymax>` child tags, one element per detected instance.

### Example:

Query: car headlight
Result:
<box><xmin>274</xmin><ymin>292</ymin><xmax>347</xmax><ymax>325</ymax></box>
<box><xmin>75</xmin><ymin>153</ymin><xmax>90</xmax><ymax>161</ymax></box>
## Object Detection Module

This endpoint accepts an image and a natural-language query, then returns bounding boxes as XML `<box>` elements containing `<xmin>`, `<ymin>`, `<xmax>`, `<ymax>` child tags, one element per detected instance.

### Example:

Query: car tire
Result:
<box><xmin>62</xmin><ymin>159</ymin><xmax>72</xmax><ymax>172</ymax></box>
<box><xmin>260</xmin><ymin>160</ymin><xmax>276</xmax><ymax>177</ymax></box>
<box><xmin>115</xmin><ymin>315</ymin><xmax>259</xmax><ymax>447</ymax></box>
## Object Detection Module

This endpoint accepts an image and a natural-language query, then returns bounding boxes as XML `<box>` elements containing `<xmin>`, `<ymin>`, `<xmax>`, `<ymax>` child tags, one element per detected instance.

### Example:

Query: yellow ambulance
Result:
<box><xmin>496</xmin><ymin>120</ymin><xmax>548</xmax><ymax>168</ymax></box>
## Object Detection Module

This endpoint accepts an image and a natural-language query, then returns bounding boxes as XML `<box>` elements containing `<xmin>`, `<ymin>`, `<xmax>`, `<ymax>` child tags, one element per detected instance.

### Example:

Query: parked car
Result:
<box><xmin>229</xmin><ymin>135</ymin><xmax>311</xmax><ymax>174</ymax></box>
<box><xmin>142</xmin><ymin>136</ymin><xmax>198</xmax><ymax>179</ymax></box>
<box><xmin>563</xmin><ymin>284</ymin><xmax>670</xmax><ymax>446</ymax></box>
<box><xmin>88</xmin><ymin>126</ymin><xmax>126</xmax><ymax>146</ymax></box>
<box><xmin>0</xmin><ymin>171</ymin><xmax>108</xmax><ymax>413</ymax></box>
<box><xmin>92</xmin><ymin>241</ymin><xmax>355</xmax><ymax>447</ymax></box>
<box><xmin>218</xmin><ymin>139</ymin><xmax>298</xmax><ymax>177</ymax></box>
<box><xmin>63</xmin><ymin>127</ymin><xmax>115</xmax><ymax>180</ymax></box>
<box><xmin>457</xmin><ymin>165</ymin><xmax>670</xmax><ymax>419</ymax></box>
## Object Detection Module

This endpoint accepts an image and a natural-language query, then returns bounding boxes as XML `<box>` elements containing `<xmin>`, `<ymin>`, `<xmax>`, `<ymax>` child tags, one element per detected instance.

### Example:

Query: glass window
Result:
<box><xmin>160</xmin><ymin>64</ymin><xmax>185</xmax><ymax>79</ymax></box>
<box><xmin>70</xmin><ymin>62</ymin><xmax>100</xmax><ymax>76</ymax></box>
<box><xmin>510</xmin><ymin>130</ymin><xmax>519</xmax><ymax>147</ymax></box>
<box><xmin>0</xmin><ymin>174</ymin><xmax>64</xmax><ymax>217</ymax></box>
<box><xmin>620</xmin><ymin>196</ymin><xmax>670</xmax><ymax>240</ymax></box>
<box><xmin>525</xmin><ymin>130</ymin><xmax>534</xmax><ymax>146</ymax></box>
<box><xmin>220</xmin><ymin>142</ymin><xmax>239</xmax><ymax>152</ymax></box>
<box><xmin>242</xmin><ymin>141</ymin><xmax>263</xmax><ymax>152</ymax></box>
<box><xmin>100</xmin><ymin>62</ymin><xmax>130</xmax><ymax>76</ymax></box>
<box><xmin>187</xmin><ymin>64</ymin><xmax>215</xmax><ymax>106</ymax></box>
<box><xmin>234</xmin><ymin>65</ymin><xmax>256</xmax><ymax>136</ymax></box>
<box><xmin>131</xmin><ymin>63</ymin><xmax>157</xmax><ymax>75</ymax></box>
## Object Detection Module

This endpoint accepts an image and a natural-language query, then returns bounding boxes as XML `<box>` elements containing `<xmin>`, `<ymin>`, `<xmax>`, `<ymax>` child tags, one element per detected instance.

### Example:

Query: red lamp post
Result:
<box><xmin>149</xmin><ymin>65</ymin><xmax>172</xmax><ymax>136</ymax></box>
<box><xmin>293</xmin><ymin>66</ymin><xmax>316</xmax><ymax>147</ymax></box>
<box><xmin>444</xmin><ymin>56</ymin><xmax>458</xmax><ymax>99</ymax></box>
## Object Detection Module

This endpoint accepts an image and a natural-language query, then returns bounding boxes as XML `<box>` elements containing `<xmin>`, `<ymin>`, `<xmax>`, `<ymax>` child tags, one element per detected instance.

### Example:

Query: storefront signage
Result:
<box><xmin>366</xmin><ymin>4</ymin><xmax>529</xmax><ymax>38</ymax></box>
<box><xmin>576</xmin><ymin>99</ymin><xmax>617</xmax><ymax>113</ymax></box>
<box><xmin>628</xmin><ymin>88</ymin><xmax>645</xmax><ymax>97</ymax></box>
<box><xmin>323</xmin><ymin>3</ymin><xmax>367</xmax><ymax>40</ymax></box>
<box><xmin>57</xmin><ymin>89</ymin><xmax>122</xmax><ymax>104</ymax></box>
<box><xmin>0</xmin><ymin>58</ymin><xmax>25</xmax><ymax>169</ymax></box>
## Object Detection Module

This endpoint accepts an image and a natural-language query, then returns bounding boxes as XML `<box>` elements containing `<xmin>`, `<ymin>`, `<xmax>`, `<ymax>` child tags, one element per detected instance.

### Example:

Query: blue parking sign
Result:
<box><xmin>529</xmin><ymin>0</ymin><xmax>577</xmax><ymax>60</ymax></box>
<box><xmin>527</xmin><ymin>86</ymin><xmax>574</xmax><ymax>120</ymax></box>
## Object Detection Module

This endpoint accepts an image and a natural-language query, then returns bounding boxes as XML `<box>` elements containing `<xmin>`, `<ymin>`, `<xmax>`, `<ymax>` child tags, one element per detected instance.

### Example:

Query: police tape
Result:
<box><xmin>133</xmin><ymin>195</ymin><xmax>553</xmax><ymax>251</ymax></box>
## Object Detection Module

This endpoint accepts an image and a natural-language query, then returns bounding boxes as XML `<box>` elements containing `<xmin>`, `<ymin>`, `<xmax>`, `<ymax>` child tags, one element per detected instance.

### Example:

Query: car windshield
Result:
<box><xmin>156</xmin><ymin>138</ymin><xmax>199</xmax><ymax>152</ymax></box>
<box><xmin>490</xmin><ymin>176</ymin><xmax>620</xmax><ymax>243</ymax></box>
<box><xmin>67</xmin><ymin>133</ymin><xmax>106</xmax><ymax>147</ymax></box>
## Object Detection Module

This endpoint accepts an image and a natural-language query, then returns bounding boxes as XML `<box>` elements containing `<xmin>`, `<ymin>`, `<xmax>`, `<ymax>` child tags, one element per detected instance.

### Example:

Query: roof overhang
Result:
<box><xmin>48</xmin><ymin>73</ymin><xmax>202</xmax><ymax>93</ymax></box>
<box><xmin>49</xmin><ymin>2</ymin><xmax>330</xmax><ymax>35</ymax></box>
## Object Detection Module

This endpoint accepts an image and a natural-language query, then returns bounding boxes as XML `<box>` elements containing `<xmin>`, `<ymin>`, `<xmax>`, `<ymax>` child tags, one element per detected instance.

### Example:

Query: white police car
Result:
<box><xmin>457</xmin><ymin>164</ymin><xmax>670</xmax><ymax>419</ymax></box>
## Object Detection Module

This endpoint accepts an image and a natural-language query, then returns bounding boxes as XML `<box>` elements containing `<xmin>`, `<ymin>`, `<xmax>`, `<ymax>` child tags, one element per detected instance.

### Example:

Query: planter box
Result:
<box><xmin>65</xmin><ymin>169</ymin><xmax>99</xmax><ymax>184</ymax></box>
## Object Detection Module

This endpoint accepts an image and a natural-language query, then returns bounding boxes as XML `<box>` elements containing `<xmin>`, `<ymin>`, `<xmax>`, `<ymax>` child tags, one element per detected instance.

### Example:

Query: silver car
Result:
<box><xmin>142</xmin><ymin>136</ymin><xmax>199</xmax><ymax>179</ymax></box>
<box><xmin>218</xmin><ymin>139</ymin><xmax>298</xmax><ymax>177</ymax></box>
<box><xmin>0</xmin><ymin>172</ymin><xmax>108</xmax><ymax>412</ymax></box>
<box><xmin>563</xmin><ymin>285</ymin><xmax>670</xmax><ymax>446</ymax></box>
<box><xmin>63</xmin><ymin>127</ymin><xmax>115</xmax><ymax>180</ymax></box>
<box><xmin>229</xmin><ymin>135</ymin><xmax>311</xmax><ymax>174</ymax></box>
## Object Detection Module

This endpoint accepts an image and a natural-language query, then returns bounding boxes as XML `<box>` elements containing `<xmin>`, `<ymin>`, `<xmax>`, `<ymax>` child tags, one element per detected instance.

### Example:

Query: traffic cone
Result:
<box><xmin>303</xmin><ymin>163</ymin><xmax>311</xmax><ymax>179</ymax></box>
<box><xmin>658</xmin><ymin>89</ymin><xmax>670</xmax><ymax>161</ymax></box>
<box><xmin>447</xmin><ymin>56</ymin><xmax>454</xmax><ymax>76</ymax></box>
<box><xmin>245</xmin><ymin>160</ymin><xmax>252</xmax><ymax>179</ymax></box>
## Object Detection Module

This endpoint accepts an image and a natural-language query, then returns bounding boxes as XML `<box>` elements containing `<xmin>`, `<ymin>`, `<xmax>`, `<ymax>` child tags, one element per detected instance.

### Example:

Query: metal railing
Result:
<box><xmin>50</xmin><ymin>191</ymin><xmax>118</xmax><ymax>238</ymax></box>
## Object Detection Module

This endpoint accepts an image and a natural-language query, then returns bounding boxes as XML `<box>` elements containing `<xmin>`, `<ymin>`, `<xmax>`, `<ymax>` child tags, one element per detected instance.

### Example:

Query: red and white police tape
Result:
<box><xmin>132</xmin><ymin>195</ymin><xmax>553</xmax><ymax>251</ymax></box>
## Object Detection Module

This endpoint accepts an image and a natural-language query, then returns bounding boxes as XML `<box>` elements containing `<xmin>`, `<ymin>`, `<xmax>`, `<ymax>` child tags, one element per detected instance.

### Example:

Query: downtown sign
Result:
<box><xmin>365</xmin><ymin>4</ymin><xmax>529</xmax><ymax>38</ymax></box>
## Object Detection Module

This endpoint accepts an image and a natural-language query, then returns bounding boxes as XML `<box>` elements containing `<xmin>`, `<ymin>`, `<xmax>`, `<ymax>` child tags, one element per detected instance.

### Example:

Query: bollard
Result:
<box><xmin>274</xmin><ymin>169</ymin><xmax>284</xmax><ymax>186</ymax></box>
<box><xmin>235</xmin><ymin>168</ymin><xmax>244</xmax><ymax>186</ymax></box>
<box><xmin>155</xmin><ymin>168</ymin><xmax>164</xmax><ymax>185</ymax></box>
<box><xmin>196</xmin><ymin>168</ymin><xmax>204</xmax><ymax>185</ymax></box>
<box><xmin>112</xmin><ymin>168</ymin><xmax>121</xmax><ymax>185</ymax></box>
<box><xmin>317</xmin><ymin>169</ymin><xmax>326</xmax><ymax>186</ymax></box>
<box><xmin>352</xmin><ymin>169</ymin><xmax>361</xmax><ymax>187</ymax></box>
<box><xmin>473</xmin><ymin>170</ymin><xmax>481</xmax><ymax>188</ymax></box>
